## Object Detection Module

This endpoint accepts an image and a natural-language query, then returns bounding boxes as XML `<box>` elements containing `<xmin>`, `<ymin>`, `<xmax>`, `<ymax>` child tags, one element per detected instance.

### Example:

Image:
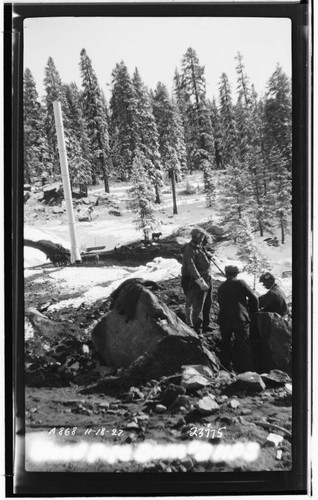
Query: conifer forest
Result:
<box><xmin>24</xmin><ymin>47</ymin><xmax>292</xmax><ymax>243</ymax></box>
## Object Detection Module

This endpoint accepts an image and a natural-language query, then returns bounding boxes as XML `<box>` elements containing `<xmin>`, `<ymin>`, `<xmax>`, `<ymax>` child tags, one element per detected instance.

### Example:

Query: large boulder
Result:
<box><xmin>91</xmin><ymin>278</ymin><xmax>219</xmax><ymax>373</ymax></box>
<box><xmin>255</xmin><ymin>312</ymin><xmax>292</xmax><ymax>375</ymax></box>
<box><xmin>118</xmin><ymin>335</ymin><xmax>219</xmax><ymax>386</ymax></box>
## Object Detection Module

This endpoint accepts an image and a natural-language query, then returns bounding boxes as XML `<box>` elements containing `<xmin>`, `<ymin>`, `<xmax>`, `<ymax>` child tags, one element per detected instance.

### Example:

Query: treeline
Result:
<box><xmin>24</xmin><ymin>47</ymin><xmax>292</xmax><ymax>240</ymax></box>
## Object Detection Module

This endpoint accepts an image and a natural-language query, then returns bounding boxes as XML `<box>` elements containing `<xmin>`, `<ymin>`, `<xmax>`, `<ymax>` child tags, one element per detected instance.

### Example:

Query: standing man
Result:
<box><xmin>259</xmin><ymin>272</ymin><xmax>288</xmax><ymax>316</ymax></box>
<box><xmin>181</xmin><ymin>228</ymin><xmax>213</xmax><ymax>334</ymax></box>
<box><xmin>217</xmin><ymin>265</ymin><xmax>258</xmax><ymax>373</ymax></box>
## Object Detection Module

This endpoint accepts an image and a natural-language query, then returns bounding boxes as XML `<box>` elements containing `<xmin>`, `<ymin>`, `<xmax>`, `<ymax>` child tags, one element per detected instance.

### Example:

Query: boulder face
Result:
<box><xmin>120</xmin><ymin>336</ymin><xmax>219</xmax><ymax>386</ymax></box>
<box><xmin>255</xmin><ymin>312</ymin><xmax>292</xmax><ymax>375</ymax></box>
<box><xmin>91</xmin><ymin>278</ymin><xmax>198</xmax><ymax>368</ymax></box>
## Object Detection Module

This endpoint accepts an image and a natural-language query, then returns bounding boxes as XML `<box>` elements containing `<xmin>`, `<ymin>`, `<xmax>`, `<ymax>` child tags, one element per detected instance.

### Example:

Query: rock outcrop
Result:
<box><xmin>92</xmin><ymin>278</ymin><xmax>199</xmax><ymax>368</ymax></box>
<box><xmin>91</xmin><ymin>279</ymin><xmax>219</xmax><ymax>381</ymax></box>
<box><xmin>255</xmin><ymin>312</ymin><xmax>292</xmax><ymax>375</ymax></box>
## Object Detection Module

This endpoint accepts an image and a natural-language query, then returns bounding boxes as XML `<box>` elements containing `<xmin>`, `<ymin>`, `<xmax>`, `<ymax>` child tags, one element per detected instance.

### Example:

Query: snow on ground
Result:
<box><xmin>24</xmin><ymin>172</ymin><xmax>292</xmax><ymax>305</ymax></box>
<box><xmin>30</xmin><ymin>257</ymin><xmax>181</xmax><ymax>311</ymax></box>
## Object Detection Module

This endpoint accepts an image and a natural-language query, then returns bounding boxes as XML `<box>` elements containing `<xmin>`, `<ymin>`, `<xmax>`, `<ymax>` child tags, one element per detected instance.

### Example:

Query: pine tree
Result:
<box><xmin>152</xmin><ymin>82</ymin><xmax>187</xmax><ymax>214</ymax></box>
<box><xmin>218</xmin><ymin>72</ymin><xmax>237</xmax><ymax>167</ymax></box>
<box><xmin>173</xmin><ymin>68</ymin><xmax>193</xmax><ymax>172</ymax></box>
<box><xmin>127</xmin><ymin>150</ymin><xmax>158</xmax><ymax>241</ymax></box>
<box><xmin>265</xmin><ymin>146</ymin><xmax>291</xmax><ymax>243</ymax></box>
<box><xmin>208</xmin><ymin>98</ymin><xmax>223</xmax><ymax>170</ymax></box>
<box><xmin>234</xmin><ymin>54</ymin><xmax>269</xmax><ymax>236</ymax></box>
<box><xmin>177</xmin><ymin>48</ymin><xmax>215</xmax><ymax>205</ymax></box>
<box><xmin>132</xmin><ymin>68</ymin><xmax>163</xmax><ymax>203</ymax></box>
<box><xmin>23</xmin><ymin>68</ymin><xmax>50</xmax><ymax>182</ymax></box>
<box><xmin>79</xmin><ymin>48</ymin><xmax>110</xmax><ymax>192</ymax></box>
<box><xmin>43</xmin><ymin>57</ymin><xmax>67</xmax><ymax>178</ymax></box>
<box><xmin>218</xmin><ymin>158</ymin><xmax>252</xmax><ymax>236</ymax></box>
<box><xmin>109</xmin><ymin>61</ymin><xmax>138</xmax><ymax>179</ymax></box>
<box><xmin>237</xmin><ymin>215</ymin><xmax>271</xmax><ymax>288</ymax></box>
<box><xmin>264</xmin><ymin>64</ymin><xmax>292</xmax><ymax>169</ymax></box>
<box><xmin>63</xmin><ymin>82</ymin><xmax>92</xmax><ymax>191</ymax></box>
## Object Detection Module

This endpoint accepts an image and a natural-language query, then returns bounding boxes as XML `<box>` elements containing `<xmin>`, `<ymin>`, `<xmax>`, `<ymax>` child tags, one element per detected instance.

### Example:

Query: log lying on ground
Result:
<box><xmin>24</xmin><ymin>239</ymin><xmax>70</xmax><ymax>266</ymax></box>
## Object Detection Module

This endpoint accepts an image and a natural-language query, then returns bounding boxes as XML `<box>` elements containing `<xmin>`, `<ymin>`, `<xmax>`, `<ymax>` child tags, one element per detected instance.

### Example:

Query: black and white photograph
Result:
<box><xmin>6</xmin><ymin>2</ymin><xmax>310</xmax><ymax>496</ymax></box>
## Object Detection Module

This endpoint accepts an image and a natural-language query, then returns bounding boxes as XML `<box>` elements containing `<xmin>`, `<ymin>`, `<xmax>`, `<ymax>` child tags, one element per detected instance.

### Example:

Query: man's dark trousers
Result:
<box><xmin>220</xmin><ymin>321</ymin><xmax>254</xmax><ymax>373</ymax></box>
<box><xmin>192</xmin><ymin>276</ymin><xmax>212</xmax><ymax>333</ymax></box>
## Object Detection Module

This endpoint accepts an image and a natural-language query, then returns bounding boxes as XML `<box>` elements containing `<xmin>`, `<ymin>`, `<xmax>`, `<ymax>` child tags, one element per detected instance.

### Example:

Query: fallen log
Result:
<box><xmin>24</xmin><ymin>239</ymin><xmax>70</xmax><ymax>266</ymax></box>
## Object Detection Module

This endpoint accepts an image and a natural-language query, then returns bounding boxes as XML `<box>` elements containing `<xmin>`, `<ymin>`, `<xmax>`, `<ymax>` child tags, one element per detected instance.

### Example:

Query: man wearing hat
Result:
<box><xmin>259</xmin><ymin>272</ymin><xmax>288</xmax><ymax>316</ymax></box>
<box><xmin>217</xmin><ymin>265</ymin><xmax>258</xmax><ymax>372</ymax></box>
<box><xmin>181</xmin><ymin>227</ymin><xmax>213</xmax><ymax>334</ymax></box>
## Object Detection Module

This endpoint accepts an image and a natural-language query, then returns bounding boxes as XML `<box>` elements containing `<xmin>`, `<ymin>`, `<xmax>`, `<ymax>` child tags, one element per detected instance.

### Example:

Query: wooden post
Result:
<box><xmin>53</xmin><ymin>101</ymin><xmax>81</xmax><ymax>263</ymax></box>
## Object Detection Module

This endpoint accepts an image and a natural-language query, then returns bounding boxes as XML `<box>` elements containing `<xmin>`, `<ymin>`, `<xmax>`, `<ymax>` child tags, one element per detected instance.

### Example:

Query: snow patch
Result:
<box><xmin>46</xmin><ymin>258</ymin><xmax>181</xmax><ymax>311</ymax></box>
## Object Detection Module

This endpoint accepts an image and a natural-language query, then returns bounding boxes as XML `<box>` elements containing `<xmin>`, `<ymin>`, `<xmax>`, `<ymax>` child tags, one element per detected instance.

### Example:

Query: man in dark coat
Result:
<box><xmin>181</xmin><ymin>227</ymin><xmax>213</xmax><ymax>334</ymax></box>
<box><xmin>217</xmin><ymin>265</ymin><xmax>258</xmax><ymax>373</ymax></box>
<box><xmin>259</xmin><ymin>272</ymin><xmax>288</xmax><ymax>316</ymax></box>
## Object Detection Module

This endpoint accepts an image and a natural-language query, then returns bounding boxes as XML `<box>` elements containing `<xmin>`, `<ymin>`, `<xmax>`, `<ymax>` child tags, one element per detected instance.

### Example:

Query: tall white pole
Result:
<box><xmin>53</xmin><ymin>101</ymin><xmax>81</xmax><ymax>264</ymax></box>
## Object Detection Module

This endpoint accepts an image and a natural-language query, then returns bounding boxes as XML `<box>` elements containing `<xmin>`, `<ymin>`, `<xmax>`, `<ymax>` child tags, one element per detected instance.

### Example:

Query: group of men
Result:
<box><xmin>181</xmin><ymin>227</ymin><xmax>288</xmax><ymax>373</ymax></box>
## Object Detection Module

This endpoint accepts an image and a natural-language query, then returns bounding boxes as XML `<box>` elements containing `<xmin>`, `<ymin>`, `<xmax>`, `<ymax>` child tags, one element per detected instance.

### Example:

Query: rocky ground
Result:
<box><xmin>25</xmin><ymin>273</ymin><xmax>292</xmax><ymax>473</ymax></box>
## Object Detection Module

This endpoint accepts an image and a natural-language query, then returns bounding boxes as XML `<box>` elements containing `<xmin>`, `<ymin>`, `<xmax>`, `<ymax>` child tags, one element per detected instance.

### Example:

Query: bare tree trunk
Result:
<box><xmin>171</xmin><ymin>170</ymin><xmax>178</xmax><ymax>215</ymax></box>
<box><xmin>280</xmin><ymin>215</ymin><xmax>285</xmax><ymax>244</ymax></box>
<box><xmin>103</xmin><ymin>173</ymin><xmax>110</xmax><ymax>194</ymax></box>
<box><xmin>155</xmin><ymin>184</ymin><xmax>161</xmax><ymax>204</ymax></box>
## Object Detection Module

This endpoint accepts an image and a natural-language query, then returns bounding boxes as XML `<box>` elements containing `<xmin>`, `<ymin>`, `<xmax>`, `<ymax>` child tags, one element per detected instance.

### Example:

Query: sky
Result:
<box><xmin>23</xmin><ymin>16</ymin><xmax>292</xmax><ymax>102</ymax></box>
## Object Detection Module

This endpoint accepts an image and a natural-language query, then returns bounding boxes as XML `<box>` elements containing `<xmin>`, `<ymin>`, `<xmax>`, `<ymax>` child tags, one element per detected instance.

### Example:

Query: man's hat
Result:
<box><xmin>259</xmin><ymin>272</ymin><xmax>275</xmax><ymax>283</ymax></box>
<box><xmin>190</xmin><ymin>227</ymin><xmax>206</xmax><ymax>238</ymax></box>
<box><xmin>224</xmin><ymin>265</ymin><xmax>240</xmax><ymax>277</ymax></box>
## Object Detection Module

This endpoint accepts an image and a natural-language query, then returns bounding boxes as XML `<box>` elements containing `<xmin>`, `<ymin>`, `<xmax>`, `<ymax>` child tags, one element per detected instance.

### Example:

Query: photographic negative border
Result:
<box><xmin>5</xmin><ymin>1</ymin><xmax>311</xmax><ymax>496</ymax></box>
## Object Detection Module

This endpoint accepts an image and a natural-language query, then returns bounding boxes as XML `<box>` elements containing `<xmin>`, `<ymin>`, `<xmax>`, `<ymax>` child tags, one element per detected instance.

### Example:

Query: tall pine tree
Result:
<box><xmin>63</xmin><ymin>82</ymin><xmax>92</xmax><ymax>191</ymax></box>
<box><xmin>263</xmin><ymin>64</ymin><xmax>292</xmax><ymax>169</ymax></box>
<box><xmin>132</xmin><ymin>68</ymin><xmax>163</xmax><ymax>204</ymax></box>
<box><xmin>79</xmin><ymin>48</ymin><xmax>110</xmax><ymax>192</ymax></box>
<box><xmin>152</xmin><ymin>82</ymin><xmax>187</xmax><ymax>214</ymax></box>
<box><xmin>176</xmin><ymin>48</ymin><xmax>215</xmax><ymax>206</ymax></box>
<box><xmin>109</xmin><ymin>61</ymin><xmax>138</xmax><ymax>179</ymax></box>
<box><xmin>43</xmin><ymin>57</ymin><xmax>67</xmax><ymax>178</ymax></box>
<box><xmin>23</xmin><ymin>68</ymin><xmax>50</xmax><ymax>182</ymax></box>
<box><xmin>127</xmin><ymin>150</ymin><xmax>158</xmax><ymax>241</ymax></box>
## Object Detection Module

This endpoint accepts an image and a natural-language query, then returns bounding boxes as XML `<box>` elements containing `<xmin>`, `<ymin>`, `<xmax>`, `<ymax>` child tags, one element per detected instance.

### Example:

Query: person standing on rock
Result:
<box><xmin>259</xmin><ymin>272</ymin><xmax>288</xmax><ymax>316</ymax></box>
<box><xmin>181</xmin><ymin>227</ymin><xmax>213</xmax><ymax>335</ymax></box>
<box><xmin>217</xmin><ymin>265</ymin><xmax>258</xmax><ymax>373</ymax></box>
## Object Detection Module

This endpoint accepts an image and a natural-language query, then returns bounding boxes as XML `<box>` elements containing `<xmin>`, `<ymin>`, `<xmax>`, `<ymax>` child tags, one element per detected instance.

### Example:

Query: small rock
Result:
<box><xmin>236</xmin><ymin>372</ymin><xmax>266</xmax><ymax>392</ymax></box>
<box><xmin>126</xmin><ymin>422</ymin><xmax>139</xmax><ymax>430</ymax></box>
<box><xmin>30</xmin><ymin>407</ymin><xmax>38</xmax><ymax>413</ymax></box>
<box><xmin>265</xmin><ymin>433</ymin><xmax>284</xmax><ymax>447</ymax></box>
<box><xmin>276</xmin><ymin>450</ymin><xmax>283</xmax><ymax>460</ymax></box>
<box><xmin>179</xmin><ymin>465</ymin><xmax>187</xmax><ymax>473</ymax></box>
<box><xmin>216</xmin><ymin>395</ymin><xmax>228</xmax><ymax>404</ymax></box>
<box><xmin>155</xmin><ymin>404</ymin><xmax>167</xmax><ymax>414</ymax></box>
<box><xmin>136</xmin><ymin>413</ymin><xmax>149</xmax><ymax>421</ymax></box>
<box><xmin>181</xmin><ymin>365</ymin><xmax>213</xmax><ymax>390</ymax></box>
<box><xmin>98</xmin><ymin>402</ymin><xmax>110</xmax><ymax>410</ymax></box>
<box><xmin>125</xmin><ymin>433</ymin><xmax>136</xmax><ymax>444</ymax></box>
<box><xmin>160</xmin><ymin>383</ymin><xmax>186</xmax><ymax>407</ymax></box>
<box><xmin>229</xmin><ymin>399</ymin><xmax>240</xmax><ymax>409</ymax></box>
<box><xmin>82</xmin><ymin>345</ymin><xmax>89</xmax><ymax>354</ymax></box>
<box><xmin>217</xmin><ymin>371</ymin><xmax>233</xmax><ymax>383</ymax></box>
<box><xmin>285</xmin><ymin>383</ymin><xmax>292</xmax><ymax>394</ymax></box>
<box><xmin>239</xmin><ymin>408</ymin><xmax>252</xmax><ymax>416</ymax></box>
<box><xmin>196</xmin><ymin>395</ymin><xmax>220</xmax><ymax>415</ymax></box>
<box><xmin>176</xmin><ymin>417</ymin><xmax>186</xmax><ymax>428</ymax></box>
<box><xmin>181</xmin><ymin>457</ymin><xmax>194</xmax><ymax>470</ymax></box>
<box><xmin>129</xmin><ymin>387</ymin><xmax>145</xmax><ymax>399</ymax></box>
<box><xmin>261</xmin><ymin>370</ymin><xmax>291</xmax><ymax>387</ymax></box>
<box><xmin>169</xmin><ymin>395</ymin><xmax>191</xmax><ymax>410</ymax></box>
